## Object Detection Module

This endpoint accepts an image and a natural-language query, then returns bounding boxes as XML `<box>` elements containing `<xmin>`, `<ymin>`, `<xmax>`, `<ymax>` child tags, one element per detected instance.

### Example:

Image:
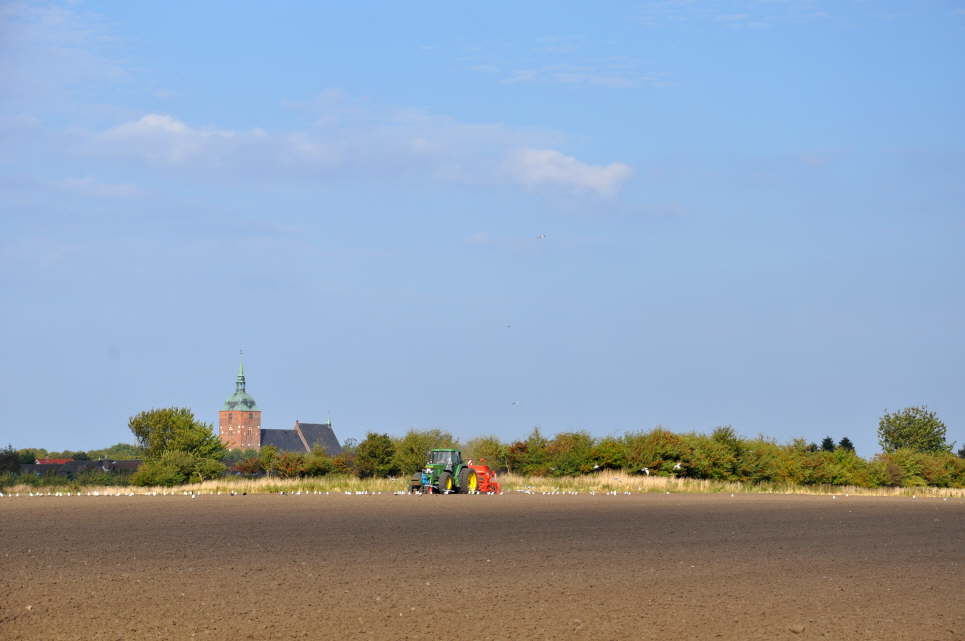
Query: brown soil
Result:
<box><xmin>1</xmin><ymin>493</ymin><xmax>962</xmax><ymax>640</ymax></box>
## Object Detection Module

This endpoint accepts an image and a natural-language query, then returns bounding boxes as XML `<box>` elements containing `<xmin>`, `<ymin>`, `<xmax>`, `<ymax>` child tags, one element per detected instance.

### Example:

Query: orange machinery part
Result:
<box><xmin>469</xmin><ymin>463</ymin><xmax>501</xmax><ymax>493</ymax></box>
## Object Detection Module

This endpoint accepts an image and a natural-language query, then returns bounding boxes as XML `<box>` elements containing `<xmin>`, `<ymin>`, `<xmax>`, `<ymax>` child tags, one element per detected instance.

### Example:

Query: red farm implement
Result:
<box><xmin>468</xmin><ymin>460</ymin><xmax>501</xmax><ymax>494</ymax></box>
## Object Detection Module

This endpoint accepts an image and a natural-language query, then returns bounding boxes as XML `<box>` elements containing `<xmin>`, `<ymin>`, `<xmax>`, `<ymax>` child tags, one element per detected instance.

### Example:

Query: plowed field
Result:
<box><xmin>1</xmin><ymin>493</ymin><xmax>962</xmax><ymax>640</ymax></box>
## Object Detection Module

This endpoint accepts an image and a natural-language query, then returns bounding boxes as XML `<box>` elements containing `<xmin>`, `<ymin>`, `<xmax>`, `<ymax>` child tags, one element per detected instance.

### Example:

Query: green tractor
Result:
<box><xmin>409</xmin><ymin>448</ymin><xmax>478</xmax><ymax>494</ymax></box>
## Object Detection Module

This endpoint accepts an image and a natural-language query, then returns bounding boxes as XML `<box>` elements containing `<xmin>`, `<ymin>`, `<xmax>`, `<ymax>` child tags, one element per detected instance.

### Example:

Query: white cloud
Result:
<box><xmin>506</xmin><ymin>148</ymin><xmax>632</xmax><ymax>196</ymax></box>
<box><xmin>86</xmin><ymin>102</ymin><xmax>631</xmax><ymax>196</ymax></box>
<box><xmin>57</xmin><ymin>177</ymin><xmax>142</xmax><ymax>198</ymax></box>
<box><xmin>99</xmin><ymin>114</ymin><xmax>262</xmax><ymax>165</ymax></box>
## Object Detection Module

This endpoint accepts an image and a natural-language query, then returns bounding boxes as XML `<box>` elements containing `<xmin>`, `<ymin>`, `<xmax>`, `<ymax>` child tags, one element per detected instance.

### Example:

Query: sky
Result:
<box><xmin>2</xmin><ymin>0</ymin><xmax>964</xmax><ymax>457</ymax></box>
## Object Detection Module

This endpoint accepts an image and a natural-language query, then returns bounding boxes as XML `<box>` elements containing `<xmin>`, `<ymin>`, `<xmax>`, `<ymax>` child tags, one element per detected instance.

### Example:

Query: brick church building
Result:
<box><xmin>219</xmin><ymin>358</ymin><xmax>342</xmax><ymax>454</ymax></box>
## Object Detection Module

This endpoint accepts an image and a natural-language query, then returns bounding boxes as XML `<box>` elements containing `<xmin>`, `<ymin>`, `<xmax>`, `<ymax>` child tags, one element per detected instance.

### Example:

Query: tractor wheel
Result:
<box><xmin>438</xmin><ymin>471</ymin><xmax>453</xmax><ymax>494</ymax></box>
<box><xmin>457</xmin><ymin>467</ymin><xmax>478</xmax><ymax>494</ymax></box>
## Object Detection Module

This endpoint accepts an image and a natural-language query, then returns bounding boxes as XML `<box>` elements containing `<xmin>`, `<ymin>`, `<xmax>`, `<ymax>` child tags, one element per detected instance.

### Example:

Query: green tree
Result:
<box><xmin>47</xmin><ymin>449</ymin><xmax>90</xmax><ymax>461</ymax></box>
<box><xmin>260</xmin><ymin>445</ymin><xmax>279</xmax><ymax>477</ymax></box>
<box><xmin>464</xmin><ymin>435</ymin><xmax>508</xmax><ymax>471</ymax></box>
<box><xmin>86</xmin><ymin>443</ymin><xmax>144</xmax><ymax>460</ymax></box>
<box><xmin>546</xmin><ymin>431</ymin><xmax>595</xmax><ymax>476</ymax></box>
<box><xmin>17</xmin><ymin>448</ymin><xmax>46</xmax><ymax>464</ymax></box>
<box><xmin>222</xmin><ymin>448</ymin><xmax>258</xmax><ymax>467</ymax></box>
<box><xmin>590</xmin><ymin>436</ymin><xmax>626</xmax><ymax>471</ymax></box>
<box><xmin>0</xmin><ymin>445</ymin><xmax>20</xmax><ymax>473</ymax></box>
<box><xmin>128</xmin><ymin>408</ymin><xmax>226</xmax><ymax>460</ymax></box>
<box><xmin>505</xmin><ymin>427</ymin><xmax>550</xmax><ymax>475</ymax></box>
<box><xmin>820</xmin><ymin>436</ymin><xmax>836</xmax><ymax>452</ymax></box>
<box><xmin>355</xmin><ymin>432</ymin><xmax>398</xmax><ymax>478</ymax></box>
<box><xmin>838</xmin><ymin>437</ymin><xmax>855</xmax><ymax>452</ymax></box>
<box><xmin>393</xmin><ymin>429</ymin><xmax>459</xmax><ymax>474</ymax></box>
<box><xmin>878</xmin><ymin>406</ymin><xmax>952</xmax><ymax>454</ymax></box>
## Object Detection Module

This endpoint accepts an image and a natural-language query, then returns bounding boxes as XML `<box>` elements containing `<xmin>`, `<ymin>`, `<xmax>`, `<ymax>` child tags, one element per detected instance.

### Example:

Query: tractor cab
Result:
<box><xmin>427</xmin><ymin>449</ymin><xmax>461</xmax><ymax>470</ymax></box>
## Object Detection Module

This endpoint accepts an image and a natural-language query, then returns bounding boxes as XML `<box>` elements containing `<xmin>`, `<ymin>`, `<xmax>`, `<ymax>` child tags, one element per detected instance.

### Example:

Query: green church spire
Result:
<box><xmin>236</xmin><ymin>350</ymin><xmax>246</xmax><ymax>393</ymax></box>
<box><xmin>224</xmin><ymin>350</ymin><xmax>258</xmax><ymax>411</ymax></box>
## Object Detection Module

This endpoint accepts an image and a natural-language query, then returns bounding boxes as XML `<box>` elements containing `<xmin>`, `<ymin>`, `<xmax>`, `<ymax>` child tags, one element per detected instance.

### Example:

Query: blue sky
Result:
<box><xmin>2</xmin><ymin>0</ymin><xmax>964</xmax><ymax>456</ymax></box>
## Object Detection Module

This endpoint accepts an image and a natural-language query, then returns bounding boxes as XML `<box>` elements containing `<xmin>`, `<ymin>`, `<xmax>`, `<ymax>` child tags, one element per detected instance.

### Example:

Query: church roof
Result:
<box><xmin>260</xmin><ymin>429</ymin><xmax>304</xmax><ymax>452</ymax></box>
<box><xmin>258</xmin><ymin>423</ymin><xmax>343</xmax><ymax>454</ymax></box>
<box><xmin>223</xmin><ymin>356</ymin><xmax>259</xmax><ymax>411</ymax></box>
<box><xmin>298</xmin><ymin>422</ymin><xmax>342</xmax><ymax>455</ymax></box>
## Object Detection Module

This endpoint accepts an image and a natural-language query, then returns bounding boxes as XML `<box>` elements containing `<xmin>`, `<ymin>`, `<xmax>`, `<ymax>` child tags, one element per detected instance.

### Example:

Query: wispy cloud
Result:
<box><xmin>87</xmin><ymin>95</ymin><xmax>633</xmax><ymax>196</ymax></box>
<box><xmin>99</xmin><ymin>114</ymin><xmax>259</xmax><ymax>166</ymax></box>
<box><xmin>507</xmin><ymin>149</ymin><xmax>632</xmax><ymax>196</ymax></box>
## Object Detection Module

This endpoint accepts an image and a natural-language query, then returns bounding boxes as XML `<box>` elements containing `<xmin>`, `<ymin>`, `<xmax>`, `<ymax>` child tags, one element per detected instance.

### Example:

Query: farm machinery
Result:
<box><xmin>409</xmin><ymin>448</ymin><xmax>501</xmax><ymax>494</ymax></box>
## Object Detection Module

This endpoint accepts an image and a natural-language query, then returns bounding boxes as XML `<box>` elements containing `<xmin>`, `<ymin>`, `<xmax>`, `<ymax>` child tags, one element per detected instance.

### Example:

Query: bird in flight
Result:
<box><xmin>536</xmin><ymin>233</ymin><xmax>548</xmax><ymax>240</ymax></box>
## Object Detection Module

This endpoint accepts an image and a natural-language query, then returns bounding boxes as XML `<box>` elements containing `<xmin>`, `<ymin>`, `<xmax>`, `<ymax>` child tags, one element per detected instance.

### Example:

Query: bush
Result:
<box><xmin>736</xmin><ymin>439</ymin><xmax>783</xmax><ymax>483</ymax></box>
<box><xmin>131</xmin><ymin>459</ymin><xmax>187</xmax><ymax>486</ymax></box>
<box><xmin>546</xmin><ymin>431</ymin><xmax>595</xmax><ymax>476</ymax></box>
<box><xmin>590</xmin><ymin>436</ymin><xmax>626</xmax><ymax>471</ymax></box>
<box><xmin>331</xmin><ymin>453</ymin><xmax>355</xmax><ymax>475</ymax></box>
<box><xmin>131</xmin><ymin>451</ymin><xmax>225</xmax><ymax>486</ymax></box>
<box><xmin>505</xmin><ymin>428</ymin><xmax>551</xmax><ymax>476</ymax></box>
<box><xmin>355</xmin><ymin>433</ymin><xmax>398</xmax><ymax>478</ymax></box>
<box><xmin>223</xmin><ymin>448</ymin><xmax>259</xmax><ymax>467</ymax></box>
<box><xmin>232</xmin><ymin>457</ymin><xmax>263</xmax><ymax>476</ymax></box>
<box><xmin>0</xmin><ymin>471</ymin><xmax>18</xmax><ymax>489</ymax></box>
<box><xmin>684</xmin><ymin>433</ymin><xmax>738</xmax><ymax>480</ymax></box>
<box><xmin>623</xmin><ymin>429</ymin><xmax>690</xmax><ymax>475</ymax></box>
<box><xmin>275</xmin><ymin>452</ymin><xmax>305</xmax><ymax>479</ymax></box>
<box><xmin>303</xmin><ymin>448</ymin><xmax>333</xmax><ymax>476</ymax></box>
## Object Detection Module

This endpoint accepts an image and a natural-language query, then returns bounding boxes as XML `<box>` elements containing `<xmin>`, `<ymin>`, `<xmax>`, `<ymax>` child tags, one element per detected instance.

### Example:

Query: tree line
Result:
<box><xmin>2</xmin><ymin>405</ymin><xmax>961</xmax><ymax>488</ymax></box>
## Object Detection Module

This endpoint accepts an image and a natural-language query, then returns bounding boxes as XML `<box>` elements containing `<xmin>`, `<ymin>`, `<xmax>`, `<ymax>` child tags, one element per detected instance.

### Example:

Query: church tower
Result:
<box><xmin>219</xmin><ymin>355</ymin><xmax>262</xmax><ymax>450</ymax></box>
